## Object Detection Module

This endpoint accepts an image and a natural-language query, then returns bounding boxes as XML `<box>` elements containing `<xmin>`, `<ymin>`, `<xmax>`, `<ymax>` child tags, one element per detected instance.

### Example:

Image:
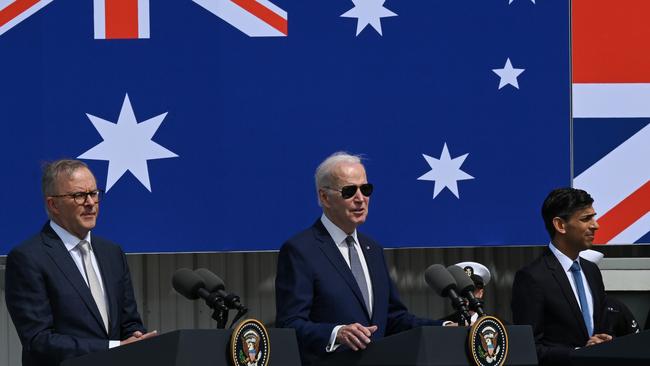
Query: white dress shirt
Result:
<box><xmin>549</xmin><ymin>243</ymin><xmax>594</xmax><ymax>326</ymax></box>
<box><xmin>49</xmin><ymin>221</ymin><xmax>120</xmax><ymax>348</ymax></box>
<box><xmin>320</xmin><ymin>214</ymin><xmax>374</xmax><ymax>352</ymax></box>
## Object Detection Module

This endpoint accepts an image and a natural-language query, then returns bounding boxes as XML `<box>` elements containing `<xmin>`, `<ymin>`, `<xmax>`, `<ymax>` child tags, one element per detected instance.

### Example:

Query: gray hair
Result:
<box><xmin>42</xmin><ymin>159</ymin><xmax>90</xmax><ymax>197</ymax></box>
<box><xmin>314</xmin><ymin>151</ymin><xmax>363</xmax><ymax>206</ymax></box>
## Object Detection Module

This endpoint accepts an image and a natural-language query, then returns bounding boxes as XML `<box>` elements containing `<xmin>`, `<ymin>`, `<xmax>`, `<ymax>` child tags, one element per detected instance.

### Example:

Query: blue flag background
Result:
<box><xmin>0</xmin><ymin>0</ymin><xmax>570</xmax><ymax>253</ymax></box>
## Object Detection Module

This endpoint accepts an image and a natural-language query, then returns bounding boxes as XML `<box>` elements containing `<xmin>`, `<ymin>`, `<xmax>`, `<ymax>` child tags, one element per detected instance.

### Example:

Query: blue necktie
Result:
<box><xmin>346</xmin><ymin>236</ymin><xmax>371</xmax><ymax>316</ymax></box>
<box><xmin>570</xmin><ymin>261</ymin><xmax>593</xmax><ymax>336</ymax></box>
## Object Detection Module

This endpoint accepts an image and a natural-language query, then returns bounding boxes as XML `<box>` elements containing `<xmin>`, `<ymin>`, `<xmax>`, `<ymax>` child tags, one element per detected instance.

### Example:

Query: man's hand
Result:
<box><xmin>585</xmin><ymin>333</ymin><xmax>612</xmax><ymax>347</ymax></box>
<box><xmin>120</xmin><ymin>330</ymin><xmax>158</xmax><ymax>346</ymax></box>
<box><xmin>336</xmin><ymin>323</ymin><xmax>378</xmax><ymax>351</ymax></box>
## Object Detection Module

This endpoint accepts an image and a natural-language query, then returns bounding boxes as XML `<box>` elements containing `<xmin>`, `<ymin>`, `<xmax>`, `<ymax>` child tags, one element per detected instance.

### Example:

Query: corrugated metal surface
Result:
<box><xmin>1</xmin><ymin>245</ymin><xmax>649</xmax><ymax>366</ymax></box>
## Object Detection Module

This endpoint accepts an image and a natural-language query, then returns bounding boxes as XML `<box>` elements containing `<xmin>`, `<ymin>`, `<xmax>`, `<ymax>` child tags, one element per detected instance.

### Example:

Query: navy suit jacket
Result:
<box><xmin>4</xmin><ymin>223</ymin><xmax>146</xmax><ymax>366</ymax></box>
<box><xmin>511</xmin><ymin>248</ymin><xmax>607</xmax><ymax>366</ymax></box>
<box><xmin>275</xmin><ymin>220</ymin><xmax>437</xmax><ymax>366</ymax></box>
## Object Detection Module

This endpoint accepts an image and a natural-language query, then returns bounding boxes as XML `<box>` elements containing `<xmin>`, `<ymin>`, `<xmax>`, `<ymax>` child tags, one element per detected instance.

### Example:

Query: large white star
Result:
<box><xmin>418</xmin><ymin>143</ymin><xmax>474</xmax><ymax>199</ymax></box>
<box><xmin>340</xmin><ymin>0</ymin><xmax>397</xmax><ymax>36</ymax></box>
<box><xmin>492</xmin><ymin>58</ymin><xmax>525</xmax><ymax>89</ymax></box>
<box><xmin>78</xmin><ymin>94</ymin><xmax>178</xmax><ymax>192</ymax></box>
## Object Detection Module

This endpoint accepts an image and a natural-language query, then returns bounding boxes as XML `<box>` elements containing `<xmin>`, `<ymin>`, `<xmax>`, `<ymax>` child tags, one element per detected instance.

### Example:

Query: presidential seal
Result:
<box><xmin>230</xmin><ymin>319</ymin><xmax>270</xmax><ymax>366</ymax></box>
<box><xmin>468</xmin><ymin>316</ymin><xmax>508</xmax><ymax>366</ymax></box>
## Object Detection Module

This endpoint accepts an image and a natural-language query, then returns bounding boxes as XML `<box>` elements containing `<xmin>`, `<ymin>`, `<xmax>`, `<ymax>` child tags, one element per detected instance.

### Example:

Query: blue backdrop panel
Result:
<box><xmin>0</xmin><ymin>0</ymin><xmax>569</xmax><ymax>253</ymax></box>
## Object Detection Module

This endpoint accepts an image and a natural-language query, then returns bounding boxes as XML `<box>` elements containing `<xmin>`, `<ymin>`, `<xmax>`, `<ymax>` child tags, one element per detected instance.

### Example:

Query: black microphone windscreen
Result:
<box><xmin>424</xmin><ymin>264</ymin><xmax>457</xmax><ymax>297</ymax></box>
<box><xmin>194</xmin><ymin>268</ymin><xmax>226</xmax><ymax>293</ymax></box>
<box><xmin>447</xmin><ymin>265</ymin><xmax>475</xmax><ymax>293</ymax></box>
<box><xmin>172</xmin><ymin>268</ymin><xmax>205</xmax><ymax>300</ymax></box>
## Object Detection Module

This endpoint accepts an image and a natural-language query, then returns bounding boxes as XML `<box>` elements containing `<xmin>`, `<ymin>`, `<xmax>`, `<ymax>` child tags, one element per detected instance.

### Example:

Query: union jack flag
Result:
<box><xmin>572</xmin><ymin>0</ymin><xmax>650</xmax><ymax>244</ymax></box>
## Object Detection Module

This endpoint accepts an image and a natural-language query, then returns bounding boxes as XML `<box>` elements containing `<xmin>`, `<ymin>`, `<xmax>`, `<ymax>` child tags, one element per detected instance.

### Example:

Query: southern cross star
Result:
<box><xmin>341</xmin><ymin>0</ymin><xmax>397</xmax><ymax>36</ymax></box>
<box><xmin>418</xmin><ymin>143</ymin><xmax>474</xmax><ymax>199</ymax></box>
<box><xmin>78</xmin><ymin>94</ymin><xmax>178</xmax><ymax>192</ymax></box>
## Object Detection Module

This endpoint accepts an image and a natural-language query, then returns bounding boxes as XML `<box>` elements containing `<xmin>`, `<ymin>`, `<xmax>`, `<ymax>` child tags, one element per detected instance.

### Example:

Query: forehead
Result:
<box><xmin>570</xmin><ymin>205</ymin><xmax>596</xmax><ymax>218</ymax></box>
<box><xmin>56</xmin><ymin>167</ymin><xmax>97</xmax><ymax>190</ymax></box>
<box><xmin>332</xmin><ymin>162</ymin><xmax>366</xmax><ymax>183</ymax></box>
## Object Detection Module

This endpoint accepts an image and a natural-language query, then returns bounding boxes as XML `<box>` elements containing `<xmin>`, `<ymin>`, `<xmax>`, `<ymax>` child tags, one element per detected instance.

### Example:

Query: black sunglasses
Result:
<box><xmin>324</xmin><ymin>183</ymin><xmax>373</xmax><ymax>199</ymax></box>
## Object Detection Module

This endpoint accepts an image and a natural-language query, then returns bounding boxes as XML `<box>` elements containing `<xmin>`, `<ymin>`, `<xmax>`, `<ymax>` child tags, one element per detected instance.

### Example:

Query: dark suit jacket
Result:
<box><xmin>4</xmin><ymin>223</ymin><xmax>146</xmax><ymax>366</ymax></box>
<box><xmin>275</xmin><ymin>220</ymin><xmax>438</xmax><ymax>366</ymax></box>
<box><xmin>511</xmin><ymin>248</ymin><xmax>607</xmax><ymax>366</ymax></box>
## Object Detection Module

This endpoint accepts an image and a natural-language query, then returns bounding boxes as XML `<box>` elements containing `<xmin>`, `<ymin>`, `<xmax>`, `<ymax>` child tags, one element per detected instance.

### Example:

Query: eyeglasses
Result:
<box><xmin>50</xmin><ymin>189</ymin><xmax>103</xmax><ymax>205</ymax></box>
<box><xmin>324</xmin><ymin>183</ymin><xmax>373</xmax><ymax>199</ymax></box>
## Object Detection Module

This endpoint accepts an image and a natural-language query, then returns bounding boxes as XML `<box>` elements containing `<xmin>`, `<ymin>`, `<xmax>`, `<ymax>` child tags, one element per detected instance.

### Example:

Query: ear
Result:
<box><xmin>318</xmin><ymin>189</ymin><xmax>331</xmax><ymax>208</ymax></box>
<box><xmin>46</xmin><ymin>197</ymin><xmax>59</xmax><ymax>216</ymax></box>
<box><xmin>552</xmin><ymin>217</ymin><xmax>567</xmax><ymax>235</ymax></box>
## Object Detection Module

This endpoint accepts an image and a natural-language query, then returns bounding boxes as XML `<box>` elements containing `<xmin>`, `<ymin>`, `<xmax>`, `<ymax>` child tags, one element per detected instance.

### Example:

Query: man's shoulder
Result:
<box><xmin>357</xmin><ymin>231</ymin><xmax>381</xmax><ymax>249</ymax></box>
<box><xmin>91</xmin><ymin>234</ymin><xmax>126</xmax><ymax>258</ymax></box>
<box><xmin>281</xmin><ymin>221</ymin><xmax>382</xmax><ymax>250</ymax></box>
<box><xmin>515</xmin><ymin>249</ymin><xmax>552</xmax><ymax>278</ymax></box>
<box><xmin>9</xmin><ymin>231</ymin><xmax>46</xmax><ymax>255</ymax></box>
<box><xmin>281</xmin><ymin>222</ymin><xmax>322</xmax><ymax>250</ymax></box>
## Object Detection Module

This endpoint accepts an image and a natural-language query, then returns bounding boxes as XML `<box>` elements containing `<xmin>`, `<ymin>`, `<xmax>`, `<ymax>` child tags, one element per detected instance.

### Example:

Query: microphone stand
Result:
<box><xmin>229</xmin><ymin>306</ymin><xmax>249</xmax><ymax>328</ymax></box>
<box><xmin>200</xmin><ymin>290</ymin><xmax>230</xmax><ymax>329</ymax></box>
<box><xmin>449</xmin><ymin>294</ymin><xmax>472</xmax><ymax>326</ymax></box>
<box><xmin>213</xmin><ymin>306</ymin><xmax>229</xmax><ymax>329</ymax></box>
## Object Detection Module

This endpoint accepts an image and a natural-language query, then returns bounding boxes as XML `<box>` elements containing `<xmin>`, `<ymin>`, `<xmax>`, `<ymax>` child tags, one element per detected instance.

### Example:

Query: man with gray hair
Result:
<box><xmin>4</xmin><ymin>159</ymin><xmax>156</xmax><ymax>366</ymax></box>
<box><xmin>275</xmin><ymin>152</ymin><xmax>441</xmax><ymax>366</ymax></box>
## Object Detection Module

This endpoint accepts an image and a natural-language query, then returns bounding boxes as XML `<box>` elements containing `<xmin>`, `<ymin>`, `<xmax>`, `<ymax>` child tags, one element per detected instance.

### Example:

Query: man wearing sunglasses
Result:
<box><xmin>275</xmin><ymin>152</ymin><xmax>441</xmax><ymax>366</ymax></box>
<box><xmin>5</xmin><ymin>159</ymin><xmax>156</xmax><ymax>366</ymax></box>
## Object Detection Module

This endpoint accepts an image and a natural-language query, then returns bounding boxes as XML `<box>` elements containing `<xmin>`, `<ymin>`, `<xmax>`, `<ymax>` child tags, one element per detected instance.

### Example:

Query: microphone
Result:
<box><xmin>446</xmin><ymin>265</ymin><xmax>485</xmax><ymax>317</ymax></box>
<box><xmin>424</xmin><ymin>264</ymin><xmax>472</xmax><ymax>325</ymax></box>
<box><xmin>172</xmin><ymin>268</ymin><xmax>226</xmax><ymax>311</ymax></box>
<box><xmin>194</xmin><ymin>268</ymin><xmax>247</xmax><ymax>312</ymax></box>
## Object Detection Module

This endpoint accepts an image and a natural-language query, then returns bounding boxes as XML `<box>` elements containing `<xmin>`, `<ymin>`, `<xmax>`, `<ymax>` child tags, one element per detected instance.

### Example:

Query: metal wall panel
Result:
<box><xmin>2</xmin><ymin>245</ymin><xmax>650</xmax><ymax>365</ymax></box>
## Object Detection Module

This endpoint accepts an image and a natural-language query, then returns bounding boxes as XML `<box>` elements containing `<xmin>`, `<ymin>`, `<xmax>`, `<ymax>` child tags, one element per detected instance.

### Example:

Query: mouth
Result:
<box><xmin>350</xmin><ymin>208</ymin><xmax>365</xmax><ymax>215</ymax></box>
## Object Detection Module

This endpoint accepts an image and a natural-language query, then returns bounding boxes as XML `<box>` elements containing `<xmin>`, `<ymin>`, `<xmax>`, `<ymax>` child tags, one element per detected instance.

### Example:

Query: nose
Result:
<box><xmin>85</xmin><ymin>193</ymin><xmax>98</xmax><ymax>206</ymax></box>
<box><xmin>590</xmin><ymin>219</ymin><xmax>599</xmax><ymax>230</ymax></box>
<box><xmin>353</xmin><ymin>187</ymin><xmax>365</xmax><ymax>202</ymax></box>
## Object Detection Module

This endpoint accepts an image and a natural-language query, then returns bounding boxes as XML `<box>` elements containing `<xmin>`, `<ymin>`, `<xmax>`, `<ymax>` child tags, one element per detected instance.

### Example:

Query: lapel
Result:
<box><xmin>358</xmin><ymin>234</ymin><xmax>382</xmax><ymax>322</ymax></box>
<box><xmin>543</xmin><ymin>249</ymin><xmax>589</xmax><ymax>338</ymax></box>
<box><xmin>312</xmin><ymin>220</ymin><xmax>371</xmax><ymax>320</ymax></box>
<box><xmin>40</xmin><ymin>224</ymin><xmax>109</xmax><ymax>336</ymax></box>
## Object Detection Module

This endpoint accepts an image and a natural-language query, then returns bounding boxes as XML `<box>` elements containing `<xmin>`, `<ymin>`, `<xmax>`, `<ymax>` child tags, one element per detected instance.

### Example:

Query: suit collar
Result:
<box><xmin>320</xmin><ymin>214</ymin><xmax>358</xmax><ymax>248</ymax></box>
<box><xmin>543</xmin><ymin>248</ymin><xmax>590</xmax><ymax>338</ymax></box>
<box><xmin>549</xmin><ymin>242</ymin><xmax>578</xmax><ymax>272</ymax></box>
<box><xmin>311</xmin><ymin>220</ymin><xmax>372</xmax><ymax>320</ymax></box>
<box><xmin>40</xmin><ymin>223</ymin><xmax>111</xmax><ymax>336</ymax></box>
<box><xmin>49</xmin><ymin>220</ymin><xmax>92</xmax><ymax>252</ymax></box>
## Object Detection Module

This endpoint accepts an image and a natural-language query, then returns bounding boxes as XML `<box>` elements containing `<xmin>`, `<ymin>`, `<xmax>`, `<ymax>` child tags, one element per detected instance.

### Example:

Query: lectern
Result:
<box><xmin>316</xmin><ymin>325</ymin><xmax>538</xmax><ymax>366</ymax></box>
<box><xmin>571</xmin><ymin>330</ymin><xmax>650</xmax><ymax>366</ymax></box>
<box><xmin>61</xmin><ymin>328</ymin><xmax>301</xmax><ymax>366</ymax></box>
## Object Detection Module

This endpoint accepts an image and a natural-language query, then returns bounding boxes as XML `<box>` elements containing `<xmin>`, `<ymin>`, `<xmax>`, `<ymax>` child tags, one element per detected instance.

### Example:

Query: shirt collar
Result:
<box><xmin>49</xmin><ymin>220</ymin><xmax>92</xmax><ymax>252</ymax></box>
<box><xmin>320</xmin><ymin>213</ymin><xmax>359</xmax><ymax>247</ymax></box>
<box><xmin>549</xmin><ymin>242</ymin><xmax>575</xmax><ymax>273</ymax></box>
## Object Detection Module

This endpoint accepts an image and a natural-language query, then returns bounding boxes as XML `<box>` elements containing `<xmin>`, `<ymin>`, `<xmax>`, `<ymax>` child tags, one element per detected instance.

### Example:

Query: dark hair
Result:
<box><xmin>541</xmin><ymin>187</ymin><xmax>594</xmax><ymax>239</ymax></box>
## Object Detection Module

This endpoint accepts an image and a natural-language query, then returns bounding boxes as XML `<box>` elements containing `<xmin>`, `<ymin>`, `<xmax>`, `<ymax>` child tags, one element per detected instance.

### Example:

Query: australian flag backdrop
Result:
<box><xmin>2</xmin><ymin>0</ymin><xmax>642</xmax><ymax>254</ymax></box>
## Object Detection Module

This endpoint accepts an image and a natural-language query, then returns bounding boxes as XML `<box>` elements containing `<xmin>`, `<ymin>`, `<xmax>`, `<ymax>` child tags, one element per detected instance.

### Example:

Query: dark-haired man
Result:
<box><xmin>511</xmin><ymin>188</ymin><xmax>612</xmax><ymax>366</ymax></box>
<box><xmin>5</xmin><ymin>159</ymin><xmax>155</xmax><ymax>366</ymax></box>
